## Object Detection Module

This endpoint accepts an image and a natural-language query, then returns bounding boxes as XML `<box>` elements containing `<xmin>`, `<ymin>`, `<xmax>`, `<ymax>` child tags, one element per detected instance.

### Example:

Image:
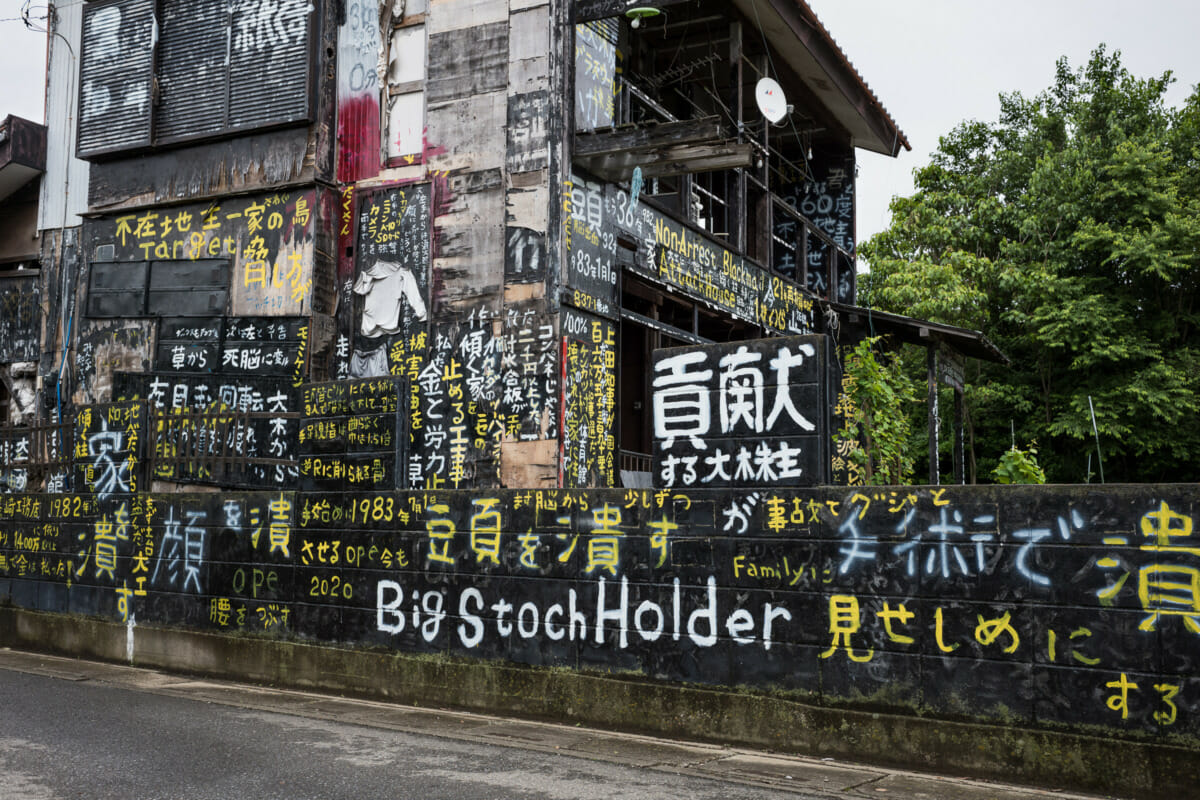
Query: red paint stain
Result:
<box><xmin>336</xmin><ymin>94</ymin><xmax>381</xmax><ymax>184</ymax></box>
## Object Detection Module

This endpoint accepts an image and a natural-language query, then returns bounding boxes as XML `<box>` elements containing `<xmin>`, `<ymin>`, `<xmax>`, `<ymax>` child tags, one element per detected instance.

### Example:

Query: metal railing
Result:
<box><xmin>145</xmin><ymin>406</ymin><xmax>298</xmax><ymax>487</ymax></box>
<box><xmin>0</xmin><ymin>421</ymin><xmax>73</xmax><ymax>492</ymax></box>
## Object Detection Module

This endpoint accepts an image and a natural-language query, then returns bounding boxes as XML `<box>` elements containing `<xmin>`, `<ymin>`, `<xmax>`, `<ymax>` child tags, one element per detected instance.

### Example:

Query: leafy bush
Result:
<box><xmin>992</xmin><ymin>442</ymin><xmax>1047</xmax><ymax>484</ymax></box>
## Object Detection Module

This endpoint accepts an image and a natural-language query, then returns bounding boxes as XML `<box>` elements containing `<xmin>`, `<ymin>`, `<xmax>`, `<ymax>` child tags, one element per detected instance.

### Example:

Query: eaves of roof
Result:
<box><xmin>733</xmin><ymin>0</ymin><xmax>911</xmax><ymax>157</ymax></box>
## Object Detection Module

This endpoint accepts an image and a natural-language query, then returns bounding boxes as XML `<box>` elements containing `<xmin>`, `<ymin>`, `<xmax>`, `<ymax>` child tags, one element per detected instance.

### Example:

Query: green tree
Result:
<box><xmin>861</xmin><ymin>47</ymin><xmax>1200</xmax><ymax>483</ymax></box>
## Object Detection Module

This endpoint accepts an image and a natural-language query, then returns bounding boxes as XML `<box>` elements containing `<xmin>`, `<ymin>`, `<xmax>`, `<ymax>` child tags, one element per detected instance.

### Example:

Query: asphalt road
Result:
<box><xmin>0</xmin><ymin>649</ymin><xmax>1109</xmax><ymax>800</ymax></box>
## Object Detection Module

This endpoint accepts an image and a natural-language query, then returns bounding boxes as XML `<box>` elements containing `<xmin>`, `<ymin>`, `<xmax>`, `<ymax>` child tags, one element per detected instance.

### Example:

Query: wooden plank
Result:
<box><xmin>573</xmin><ymin>116</ymin><xmax>723</xmax><ymax>157</ymax></box>
<box><xmin>579</xmin><ymin>142</ymin><xmax>753</xmax><ymax>181</ymax></box>
<box><xmin>425</xmin><ymin>91</ymin><xmax>507</xmax><ymax>173</ymax></box>
<box><xmin>88</xmin><ymin>129</ymin><xmax>312</xmax><ymax>209</ymax></box>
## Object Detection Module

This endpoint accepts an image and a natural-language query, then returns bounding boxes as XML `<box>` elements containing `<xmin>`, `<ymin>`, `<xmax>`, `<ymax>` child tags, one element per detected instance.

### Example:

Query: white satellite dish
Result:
<box><xmin>755</xmin><ymin>77</ymin><xmax>788</xmax><ymax>124</ymax></box>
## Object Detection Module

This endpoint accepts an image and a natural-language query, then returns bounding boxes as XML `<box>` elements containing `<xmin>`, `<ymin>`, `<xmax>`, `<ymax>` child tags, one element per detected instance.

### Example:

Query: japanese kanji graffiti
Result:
<box><xmin>2</xmin><ymin>484</ymin><xmax>1198</xmax><ymax>737</ymax></box>
<box><xmin>652</xmin><ymin>336</ymin><xmax>830</xmax><ymax>488</ymax></box>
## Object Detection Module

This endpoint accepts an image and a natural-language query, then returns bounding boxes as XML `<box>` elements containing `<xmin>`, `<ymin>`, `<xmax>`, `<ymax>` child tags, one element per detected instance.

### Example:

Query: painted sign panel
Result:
<box><xmin>299</xmin><ymin>377</ymin><xmax>406</xmax><ymax>492</ymax></box>
<box><xmin>84</xmin><ymin>190</ymin><xmax>316</xmax><ymax>317</ymax></box>
<box><xmin>563</xmin><ymin>174</ymin><xmax>620</xmax><ymax>319</ymax></box>
<box><xmin>563</xmin><ymin>174</ymin><xmax>816</xmax><ymax>336</ymax></box>
<box><xmin>412</xmin><ymin>314</ymin><xmax>503</xmax><ymax>491</ymax></box>
<box><xmin>74</xmin><ymin>402</ymin><xmax>143</xmax><ymax>500</ymax></box>
<box><xmin>574</xmin><ymin>22</ymin><xmax>617</xmax><ymax>132</ymax></box>
<box><xmin>345</xmin><ymin>183</ymin><xmax>432</xmax><ymax>380</ymax></box>
<box><xmin>652</xmin><ymin>336</ymin><xmax>831</xmax><ymax>489</ymax></box>
<box><xmin>155</xmin><ymin>317</ymin><xmax>307</xmax><ymax>378</ymax></box>
<box><xmin>561</xmin><ymin>308</ymin><xmax>616</xmax><ymax>488</ymax></box>
<box><xmin>776</xmin><ymin>153</ymin><xmax>856</xmax><ymax>302</ymax></box>
<box><xmin>499</xmin><ymin>309</ymin><xmax>558</xmax><ymax>443</ymax></box>
<box><xmin>113</xmin><ymin>372</ymin><xmax>299</xmax><ymax>489</ymax></box>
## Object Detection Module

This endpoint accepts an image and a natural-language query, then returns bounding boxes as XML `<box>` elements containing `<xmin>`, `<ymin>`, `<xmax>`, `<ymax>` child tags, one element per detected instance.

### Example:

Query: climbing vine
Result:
<box><xmin>834</xmin><ymin>337</ymin><xmax>918</xmax><ymax>485</ymax></box>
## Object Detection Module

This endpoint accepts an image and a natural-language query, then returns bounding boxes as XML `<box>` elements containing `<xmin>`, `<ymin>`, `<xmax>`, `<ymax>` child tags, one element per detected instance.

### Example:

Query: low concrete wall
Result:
<box><xmin>3</xmin><ymin>483</ymin><xmax>1199</xmax><ymax>798</ymax></box>
<box><xmin>2</xmin><ymin>606</ymin><xmax>1195</xmax><ymax>799</ymax></box>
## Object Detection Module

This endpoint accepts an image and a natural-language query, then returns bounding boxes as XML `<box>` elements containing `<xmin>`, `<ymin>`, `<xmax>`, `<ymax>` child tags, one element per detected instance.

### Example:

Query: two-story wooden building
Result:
<box><xmin>24</xmin><ymin>0</ymin><xmax>918</xmax><ymax>493</ymax></box>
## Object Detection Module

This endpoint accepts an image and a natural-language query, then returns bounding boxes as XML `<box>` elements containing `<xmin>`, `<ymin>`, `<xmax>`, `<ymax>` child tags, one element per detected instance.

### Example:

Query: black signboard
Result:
<box><xmin>651</xmin><ymin>335</ymin><xmax>831</xmax><ymax>488</ymax></box>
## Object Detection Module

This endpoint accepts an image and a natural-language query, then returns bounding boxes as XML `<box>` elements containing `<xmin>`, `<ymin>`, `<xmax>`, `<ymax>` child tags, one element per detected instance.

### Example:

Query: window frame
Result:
<box><xmin>383</xmin><ymin>8</ymin><xmax>428</xmax><ymax>168</ymax></box>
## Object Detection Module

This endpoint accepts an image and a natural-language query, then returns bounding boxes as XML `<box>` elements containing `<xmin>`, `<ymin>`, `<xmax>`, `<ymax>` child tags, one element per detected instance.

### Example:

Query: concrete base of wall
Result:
<box><xmin>3</xmin><ymin>607</ymin><xmax>1194</xmax><ymax>799</ymax></box>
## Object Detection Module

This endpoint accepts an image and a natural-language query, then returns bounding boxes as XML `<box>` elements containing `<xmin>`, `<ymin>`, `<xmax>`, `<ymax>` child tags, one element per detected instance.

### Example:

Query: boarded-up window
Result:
<box><xmin>87</xmin><ymin>260</ymin><xmax>230</xmax><ymax>317</ymax></box>
<box><xmin>78</xmin><ymin>0</ymin><xmax>315</xmax><ymax>158</ymax></box>
<box><xmin>78</xmin><ymin>0</ymin><xmax>155</xmax><ymax>156</ymax></box>
<box><xmin>385</xmin><ymin>21</ymin><xmax>426</xmax><ymax>162</ymax></box>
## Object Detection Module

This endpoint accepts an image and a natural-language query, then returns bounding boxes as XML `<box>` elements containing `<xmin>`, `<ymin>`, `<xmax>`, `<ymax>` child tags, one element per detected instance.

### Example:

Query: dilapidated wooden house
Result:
<box><xmin>12</xmin><ymin>0</ymin><xmax>955</xmax><ymax>493</ymax></box>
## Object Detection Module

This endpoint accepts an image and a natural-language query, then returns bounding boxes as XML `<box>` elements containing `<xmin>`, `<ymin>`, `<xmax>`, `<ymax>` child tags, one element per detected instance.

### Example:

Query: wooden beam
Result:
<box><xmin>729</xmin><ymin>21</ymin><xmax>746</xmax><ymax>252</ymax></box>
<box><xmin>928</xmin><ymin>347</ymin><xmax>940</xmax><ymax>486</ymax></box>
<box><xmin>579</xmin><ymin>142</ymin><xmax>754</xmax><ymax>182</ymax></box>
<box><xmin>574</xmin><ymin>116</ymin><xmax>723</xmax><ymax>158</ymax></box>
<box><xmin>576</xmin><ymin>0</ymin><xmax>691</xmax><ymax>24</ymax></box>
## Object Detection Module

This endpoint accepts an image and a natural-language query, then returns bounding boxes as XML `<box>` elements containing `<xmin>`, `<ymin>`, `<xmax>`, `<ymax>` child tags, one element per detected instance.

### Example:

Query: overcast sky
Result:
<box><xmin>1</xmin><ymin>3</ymin><xmax>47</xmax><ymax>123</ymax></box>
<box><xmin>807</xmin><ymin>0</ymin><xmax>1200</xmax><ymax>252</ymax></box>
<box><xmin>3</xmin><ymin>1</ymin><xmax>1200</xmax><ymax>251</ymax></box>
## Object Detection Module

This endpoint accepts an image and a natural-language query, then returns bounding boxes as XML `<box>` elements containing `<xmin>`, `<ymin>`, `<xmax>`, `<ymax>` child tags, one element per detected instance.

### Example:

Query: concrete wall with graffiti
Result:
<box><xmin>3</xmin><ymin>469</ymin><xmax>1199</xmax><ymax>740</ymax></box>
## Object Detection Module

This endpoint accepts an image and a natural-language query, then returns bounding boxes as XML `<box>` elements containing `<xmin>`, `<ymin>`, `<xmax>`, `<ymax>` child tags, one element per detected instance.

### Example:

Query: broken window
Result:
<box><xmin>384</xmin><ymin>2</ymin><xmax>427</xmax><ymax>163</ymax></box>
<box><xmin>570</xmin><ymin>4</ymin><xmax>860</xmax><ymax>301</ymax></box>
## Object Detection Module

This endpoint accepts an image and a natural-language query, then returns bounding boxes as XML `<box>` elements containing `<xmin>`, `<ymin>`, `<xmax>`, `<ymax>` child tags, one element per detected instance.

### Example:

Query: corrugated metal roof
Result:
<box><xmin>796</xmin><ymin>0</ymin><xmax>910</xmax><ymax>153</ymax></box>
<box><xmin>731</xmin><ymin>0</ymin><xmax>910</xmax><ymax>156</ymax></box>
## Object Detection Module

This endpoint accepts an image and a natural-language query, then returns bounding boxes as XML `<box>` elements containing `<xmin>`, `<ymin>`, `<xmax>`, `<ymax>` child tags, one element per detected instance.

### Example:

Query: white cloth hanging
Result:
<box><xmin>352</xmin><ymin>259</ymin><xmax>427</xmax><ymax>337</ymax></box>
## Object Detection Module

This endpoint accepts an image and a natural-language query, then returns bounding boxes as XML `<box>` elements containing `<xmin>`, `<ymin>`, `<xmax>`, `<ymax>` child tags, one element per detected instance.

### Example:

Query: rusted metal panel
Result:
<box><xmin>156</xmin><ymin>0</ymin><xmax>230</xmax><ymax>141</ymax></box>
<box><xmin>87</xmin><ymin>129</ymin><xmax>312</xmax><ymax>208</ymax></box>
<box><xmin>77</xmin><ymin>0</ymin><xmax>155</xmax><ymax>157</ymax></box>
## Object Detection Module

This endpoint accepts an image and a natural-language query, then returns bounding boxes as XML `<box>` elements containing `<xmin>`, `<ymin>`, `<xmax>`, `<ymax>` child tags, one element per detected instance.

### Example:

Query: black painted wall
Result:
<box><xmin>2</xmin><ymin>482</ymin><xmax>1198</xmax><ymax>741</ymax></box>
